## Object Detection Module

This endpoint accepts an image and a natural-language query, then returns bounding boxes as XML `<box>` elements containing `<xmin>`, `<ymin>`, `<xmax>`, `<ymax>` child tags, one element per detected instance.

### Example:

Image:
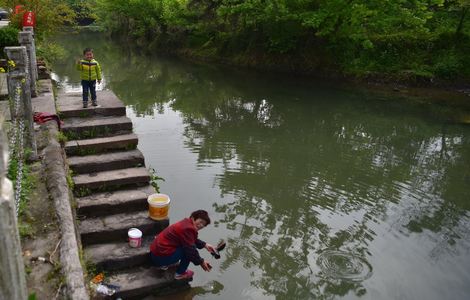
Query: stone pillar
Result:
<box><xmin>23</xmin><ymin>27</ymin><xmax>39</xmax><ymax>80</ymax></box>
<box><xmin>19</xmin><ymin>29</ymin><xmax>37</xmax><ymax>97</ymax></box>
<box><xmin>0</xmin><ymin>119</ymin><xmax>28</xmax><ymax>300</ymax></box>
<box><xmin>4</xmin><ymin>46</ymin><xmax>37</xmax><ymax>158</ymax></box>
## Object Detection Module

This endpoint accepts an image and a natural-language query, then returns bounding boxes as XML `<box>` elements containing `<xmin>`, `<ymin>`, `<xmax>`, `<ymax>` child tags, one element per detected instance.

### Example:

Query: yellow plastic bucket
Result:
<box><xmin>147</xmin><ymin>193</ymin><xmax>170</xmax><ymax>220</ymax></box>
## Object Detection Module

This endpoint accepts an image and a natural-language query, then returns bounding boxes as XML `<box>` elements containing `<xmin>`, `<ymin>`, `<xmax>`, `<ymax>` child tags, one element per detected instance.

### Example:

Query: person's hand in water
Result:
<box><xmin>201</xmin><ymin>260</ymin><xmax>212</xmax><ymax>272</ymax></box>
<box><xmin>205</xmin><ymin>243</ymin><xmax>215</xmax><ymax>253</ymax></box>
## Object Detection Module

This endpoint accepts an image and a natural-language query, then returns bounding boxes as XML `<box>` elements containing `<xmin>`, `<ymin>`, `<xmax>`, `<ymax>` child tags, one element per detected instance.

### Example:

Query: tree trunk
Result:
<box><xmin>456</xmin><ymin>7</ymin><xmax>468</xmax><ymax>36</ymax></box>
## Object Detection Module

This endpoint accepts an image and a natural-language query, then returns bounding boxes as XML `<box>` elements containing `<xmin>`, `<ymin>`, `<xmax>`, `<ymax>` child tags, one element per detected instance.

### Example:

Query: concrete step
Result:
<box><xmin>79</xmin><ymin>210</ymin><xmax>169</xmax><ymax>246</ymax></box>
<box><xmin>84</xmin><ymin>237</ymin><xmax>154</xmax><ymax>272</ymax></box>
<box><xmin>108</xmin><ymin>266</ymin><xmax>191</xmax><ymax>300</ymax></box>
<box><xmin>57</xmin><ymin>90</ymin><xmax>126</xmax><ymax>118</ymax></box>
<box><xmin>64</xmin><ymin>133</ymin><xmax>138</xmax><ymax>156</ymax></box>
<box><xmin>62</xmin><ymin>115</ymin><xmax>132</xmax><ymax>140</ymax></box>
<box><xmin>73</xmin><ymin>167</ymin><xmax>150</xmax><ymax>195</ymax></box>
<box><xmin>68</xmin><ymin>149</ymin><xmax>145</xmax><ymax>174</ymax></box>
<box><xmin>76</xmin><ymin>185</ymin><xmax>155</xmax><ymax>218</ymax></box>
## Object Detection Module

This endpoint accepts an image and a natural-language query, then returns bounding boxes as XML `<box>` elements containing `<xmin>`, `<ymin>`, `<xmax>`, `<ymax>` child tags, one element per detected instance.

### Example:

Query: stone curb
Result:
<box><xmin>41</xmin><ymin>80</ymin><xmax>89</xmax><ymax>299</ymax></box>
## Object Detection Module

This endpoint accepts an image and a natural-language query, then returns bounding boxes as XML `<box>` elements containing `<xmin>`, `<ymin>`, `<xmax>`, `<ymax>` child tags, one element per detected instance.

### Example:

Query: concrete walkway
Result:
<box><xmin>0</xmin><ymin>79</ymin><xmax>55</xmax><ymax>121</ymax></box>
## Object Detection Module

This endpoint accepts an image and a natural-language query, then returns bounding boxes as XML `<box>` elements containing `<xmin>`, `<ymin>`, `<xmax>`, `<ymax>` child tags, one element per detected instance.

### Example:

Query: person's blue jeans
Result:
<box><xmin>81</xmin><ymin>80</ymin><xmax>97</xmax><ymax>105</ymax></box>
<box><xmin>150</xmin><ymin>248</ymin><xmax>190</xmax><ymax>274</ymax></box>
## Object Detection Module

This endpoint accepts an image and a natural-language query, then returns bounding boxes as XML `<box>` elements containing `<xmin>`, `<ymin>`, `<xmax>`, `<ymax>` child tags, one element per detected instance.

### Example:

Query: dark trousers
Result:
<box><xmin>150</xmin><ymin>248</ymin><xmax>190</xmax><ymax>275</ymax></box>
<box><xmin>81</xmin><ymin>80</ymin><xmax>97</xmax><ymax>104</ymax></box>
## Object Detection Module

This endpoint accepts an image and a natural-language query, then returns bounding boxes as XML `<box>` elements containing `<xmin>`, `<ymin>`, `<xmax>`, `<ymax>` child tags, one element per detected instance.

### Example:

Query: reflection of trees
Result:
<box><xmin>400</xmin><ymin>130</ymin><xmax>470</xmax><ymax>261</ymax></box>
<box><xmin>52</xmin><ymin>31</ymin><xmax>470</xmax><ymax>298</ymax></box>
<box><xmin>178</xmin><ymin>88</ymin><xmax>470</xmax><ymax>297</ymax></box>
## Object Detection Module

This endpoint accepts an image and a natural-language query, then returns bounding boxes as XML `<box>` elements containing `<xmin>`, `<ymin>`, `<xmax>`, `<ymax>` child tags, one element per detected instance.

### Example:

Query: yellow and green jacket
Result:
<box><xmin>76</xmin><ymin>59</ymin><xmax>102</xmax><ymax>81</ymax></box>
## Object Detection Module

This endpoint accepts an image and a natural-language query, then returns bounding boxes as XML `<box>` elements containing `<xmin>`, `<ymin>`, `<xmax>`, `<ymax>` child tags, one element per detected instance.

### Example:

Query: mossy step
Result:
<box><xmin>107</xmin><ymin>266</ymin><xmax>191</xmax><ymax>300</ymax></box>
<box><xmin>84</xmin><ymin>237</ymin><xmax>154</xmax><ymax>272</ymax></box>
<box><xmin>79</xmin><ymin>210</ymin><xmax>169</xmax><ymax>246</ymax></box>
<box><xmin>73</xmin><ymin>167</ymin><xmax>150</xmax><ymax>194</ymax></box>
<box><xmin>57</xmin><ymin>90</ymin><xmax>126</xmax><ymax>118</ymax></box>
<box><xmin>62</xmin><ymin>115</ymin><xmax>132</xmax><ymax>140</ymax></box>
<box><xmin>64</xmin><ymin>133</ymin><xmax>138</xmax><ymax>156</ymax></box>
<box><xmin>76</xmin><ymin>185</ymin><xmax>155</xmax><ymax>218</ymax></box>
<box><xmin>68</xmin><ymin>149</ymin><xmax>145</xmax><ymax>174</ymax></box>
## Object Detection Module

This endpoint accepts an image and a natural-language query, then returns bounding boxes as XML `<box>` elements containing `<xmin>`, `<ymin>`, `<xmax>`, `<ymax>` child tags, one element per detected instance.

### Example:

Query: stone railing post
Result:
<box><xmin>19</xmin><ymin>28</ymin><xmax>37</xmax><ymax>97</ymax></box>
<box><xmin>5</xmin><ymin>46</ymin><xmax>37</xmax><ymax>158</ymax></box>
<box><xmin>0</xmin><ymin>118</ymin><xmax>28</xmax><ymax>300</ymax></box>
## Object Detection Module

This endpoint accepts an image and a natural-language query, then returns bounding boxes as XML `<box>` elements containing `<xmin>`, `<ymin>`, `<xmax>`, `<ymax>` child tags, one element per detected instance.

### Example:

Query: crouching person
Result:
<box><xmin>150</xmin><ymin>210</ymin><xmax>215</xmax><ymax>280</ymax></box>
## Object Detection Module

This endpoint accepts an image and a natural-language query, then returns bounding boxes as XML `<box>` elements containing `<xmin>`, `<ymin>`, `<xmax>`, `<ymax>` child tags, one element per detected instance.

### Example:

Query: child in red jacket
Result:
<box><xmin>150</xmin><ymin>210</ymin><xmax>215</xmax><ymax>280</ymax></box>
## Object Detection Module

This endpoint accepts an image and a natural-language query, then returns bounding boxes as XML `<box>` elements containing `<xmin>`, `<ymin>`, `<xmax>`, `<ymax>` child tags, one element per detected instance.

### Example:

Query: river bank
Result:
<box><xmin>55</xmin><ymin>25</ymin><xmax>470</xmax><ymax>108</ymax></box>
<box><xmin>173</xmin><ymin>46</ymin><xmax>470</xmax><ymax>103</ymax></box>
<box><xmin>162</xmin><ymin>47</ymin><xmax>469</xmax><ymax>117</ymax></box>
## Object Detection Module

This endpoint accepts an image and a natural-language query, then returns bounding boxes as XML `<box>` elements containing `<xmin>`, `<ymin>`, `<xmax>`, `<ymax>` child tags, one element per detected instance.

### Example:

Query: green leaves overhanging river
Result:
<box><xmin>93</xmin><ymin>0</ymin><xmax>470</xmax><ymax>81</ymax></box>
<box><xmin>51</xmin><ymin>31</ymin><xmax>470</xmax><ymax>299</ymax></box>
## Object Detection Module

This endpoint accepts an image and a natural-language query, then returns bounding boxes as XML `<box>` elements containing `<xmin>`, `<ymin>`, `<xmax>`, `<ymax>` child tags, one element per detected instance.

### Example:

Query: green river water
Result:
<box><xmin>52</xmin><ymin>30</ymin><xmax>470</xmax><ymax>299</ymax></box>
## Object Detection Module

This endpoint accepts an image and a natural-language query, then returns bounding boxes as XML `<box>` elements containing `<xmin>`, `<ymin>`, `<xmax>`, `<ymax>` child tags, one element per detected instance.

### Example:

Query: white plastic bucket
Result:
<box><xmin>128</xmin><ymin>228</ymin><xmax>142</xmax><ymax>248</ymax></box>
<box><xmin>147</xmin><ymin>193</ymin><xmax>170</xmax><ymax>220</ymax></box>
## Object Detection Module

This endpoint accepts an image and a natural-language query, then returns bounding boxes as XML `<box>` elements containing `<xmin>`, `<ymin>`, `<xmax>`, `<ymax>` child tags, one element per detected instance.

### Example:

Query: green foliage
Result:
<box><xmin>18</xmin><ymin>222</ymin><xmax>34</xmax><ymax>238</ymax></box>
<box><xmin>56</xmin><ymin>131</ymin><xmax>68</xmax><ymax>145</ymax></box>
<box><xmin>36</xmin><ymin>42</ymin><xmax>67</xmax><ymax>64</ymax></box>
<box><xmin>66</xmin><ymin>0</ymin><xmax>98</xmax><ymax>25</ymax></box>
<box><xmin>46</xmin><ymin>262</ymin><xmax>65</xmax><ymax>284</ymax></box>
<box><xmin>84</xmin><ymin>258</ymin><xmax>97</xmax><ymax>278</ymax></box>
<box><xmin>0</xmin><ymin>26</ymin><xmax>19</xmax><ymax>58</ymax></box>
<box><xmin>1</xmin><ymin>0</ymin><xmax>76</xmax><ymax>39</ymax></box>
<box><xmin>74</xmin><ymin>187</ymin><xmax>91</xmax><ymax>197</ymax></box>
<box><xmin>7</xmin><ymin>149</ymin><xmax>35</xmax><ymax>217</ymax></box>
<box><xmin>95</xmin><ymin>0</ymin><xmax>470</xmax><ymax>80</ymax></box>
<box><xmin>149</xmin><ymin>167</ymin><xmax>165</xmax><ymax>193</ymax></box>
<box><xmin>0</xmin><ymin>26</ymin><xmax>19</xmax><ymax>48</ymax></box>
<box><xmin>66</xmin><ymin>169</ymin><xmax>74</xmax><ymax>190</ymax></box>
<box><xmin>75</xmin><ymin>147</ymin><xmax>97</xmax><ymax>156</ymax></box>
<box><xmin>433</xmin><ymin>51</ymin><xmax>463</xmax><ymax>79</ymax></box>
<box><xmin>6</xmin><ymin>147</ymin><xmax>37</xmax><ymax>239</ymax></box>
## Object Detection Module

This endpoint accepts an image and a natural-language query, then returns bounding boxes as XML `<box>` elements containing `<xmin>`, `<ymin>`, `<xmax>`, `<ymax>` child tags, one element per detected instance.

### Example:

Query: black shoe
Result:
<box><xmin>92</xmin><ymin>102</ymin><xmax>98</xmax><ymax>107</ymax></box>
<box><xmin>83</xmin><ymin>103</ymin><xmax>88</xmax><ymax>108</ymax></box>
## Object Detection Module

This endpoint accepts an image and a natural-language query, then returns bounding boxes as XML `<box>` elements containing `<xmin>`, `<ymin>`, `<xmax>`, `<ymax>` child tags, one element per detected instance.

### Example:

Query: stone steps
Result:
<box><xmin>76</xmin><ymin>185</ymin><xmax>155</xmax><ymax>218</ymax></box>
<box><xmin>60</xmin><ymin>102</ymin><xmax>126</xmax><ymax>118</ymax></box>
<box><xmin>84</xmin><ymin>237</ymin><xmax>153</xmax><ymax>272</ymax></box>
<box><xmin>107</xmin><ymin>266</ymin><xmax>191</xmax><ymax>300</ymax></box>
<box><xmin>64</xmin><ymin>133</ymin><xmax>138</xmax><ymax>156</ymax></box>
<box><xmin>57</xmin><ymin>90</ymin><xmax>126</xmax><ymax>118</ymax></box>
<box><xmin>73</xmin><ymin>167</ymin><xmax>150</xmax><ymax>195</ymax></box>
<box><xmin>62</xmin><ymin>115</ymin><xmax>132</xmax><ymax>140</ymax></box>
<box><xmin>58</xmin><ymin>90</ymin><xmax>181</xmax><ymax>297</ymax></box>
<box><xmin>79</xmin><ymin>210</ymin><xmax>169</xmax><ymax>246</ymax></box>
<box><xmin>68</xmin><ymin>149</ymin><xmax>145</xmax><ymax>174</ymax></box>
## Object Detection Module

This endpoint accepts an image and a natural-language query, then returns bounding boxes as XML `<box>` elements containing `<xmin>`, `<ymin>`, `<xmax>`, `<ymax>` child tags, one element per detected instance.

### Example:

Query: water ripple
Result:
<box><xmin>317</xmin><ymin>250</ymin><xmax>372</xmax><ymax>282</ymax></box>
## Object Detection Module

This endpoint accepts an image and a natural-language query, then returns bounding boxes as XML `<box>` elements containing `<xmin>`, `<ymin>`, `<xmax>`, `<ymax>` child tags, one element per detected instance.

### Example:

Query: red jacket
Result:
<box><xmin>150</xmin><ymin>218</ymin><xmax>206</xmax><ymax>265</ymax></box>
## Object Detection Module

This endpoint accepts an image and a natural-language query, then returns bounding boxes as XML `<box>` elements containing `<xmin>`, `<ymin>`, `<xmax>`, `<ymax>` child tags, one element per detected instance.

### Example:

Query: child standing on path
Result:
<box><xmin>76</xmin><ymin>48</ymin><xmax>102</xmax><ymax>108</ymax></box>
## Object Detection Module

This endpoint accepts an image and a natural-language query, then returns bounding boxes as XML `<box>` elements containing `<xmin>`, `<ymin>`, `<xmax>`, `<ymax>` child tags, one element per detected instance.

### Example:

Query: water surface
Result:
<box><xmin>52</xmin><ymin>30</ymin><xmax>470</xmax><ymax>299</ymax></box>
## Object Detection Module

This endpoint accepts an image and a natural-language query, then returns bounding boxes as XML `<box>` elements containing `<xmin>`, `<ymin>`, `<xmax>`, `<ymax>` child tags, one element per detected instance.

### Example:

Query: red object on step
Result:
<box><xmin>33</xmin><ymin>112</ymin><xmax>63</xmax><ymax>130</ymax></box>
<box><xmin>22</xmin><ymin>11</ymin><xmax>36</xmax><ymax>27</ymax></box>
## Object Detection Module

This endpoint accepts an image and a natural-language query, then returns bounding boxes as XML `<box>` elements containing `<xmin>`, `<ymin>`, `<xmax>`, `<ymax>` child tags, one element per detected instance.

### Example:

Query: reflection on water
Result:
<box><xmin>52</xmin><ymin>30</ymin><xmax>470</xmax><ymax>299</ymax></box>
<box><xmin>152</xmin><ymin>281</ymin><xmax>224</xmax><ymax>300</ymax></box>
